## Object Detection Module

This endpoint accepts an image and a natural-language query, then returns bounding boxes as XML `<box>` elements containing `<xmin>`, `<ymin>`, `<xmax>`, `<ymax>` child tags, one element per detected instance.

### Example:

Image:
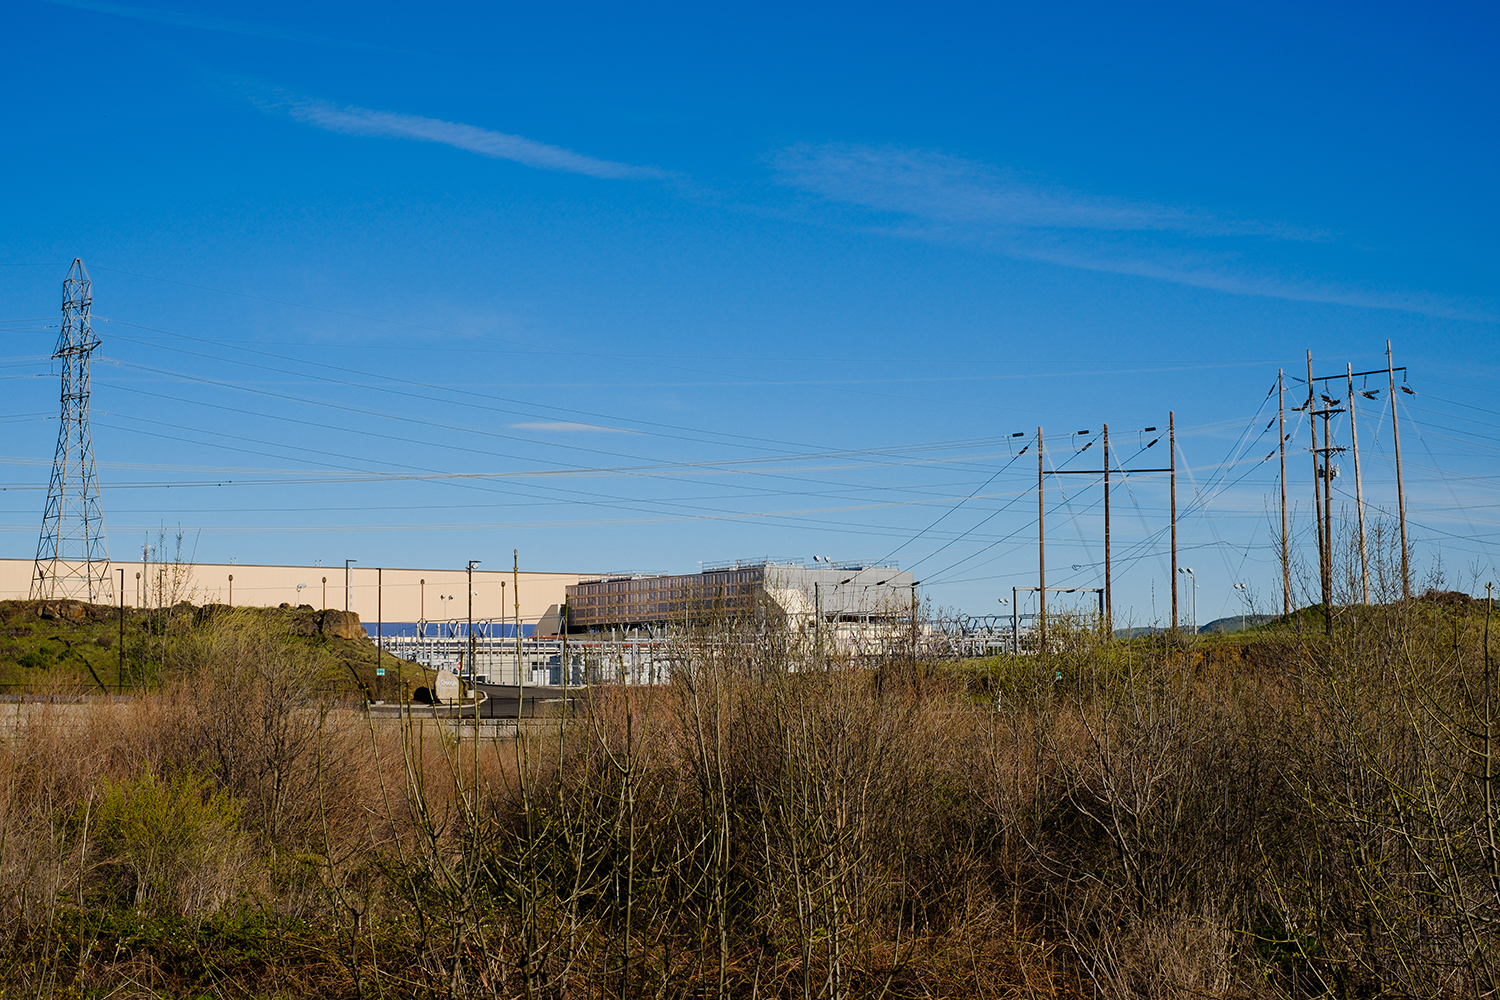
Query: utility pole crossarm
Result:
<box><xmin>1310</xmin><ymin>366</ymin><xmax>1406</xmax><ymax>381</ymax></box>
<box><xmin>1052</xmin><ymin>467</ymin><xmax>1171</xmax><ymax>474</ymax></box>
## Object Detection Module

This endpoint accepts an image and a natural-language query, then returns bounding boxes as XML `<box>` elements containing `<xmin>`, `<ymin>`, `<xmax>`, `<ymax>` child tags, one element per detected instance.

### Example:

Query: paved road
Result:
<box><xmin>471</xmin><ymin>683</ymin><xmax>576</xmax><ymax>719</ymax></box>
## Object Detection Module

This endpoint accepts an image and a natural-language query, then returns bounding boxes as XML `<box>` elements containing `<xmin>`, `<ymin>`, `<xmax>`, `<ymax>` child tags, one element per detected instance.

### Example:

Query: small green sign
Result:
<box><xmin>376</xmin><ymin>667</ymin><xmax>385</xmax><ymax>677</ymax></box>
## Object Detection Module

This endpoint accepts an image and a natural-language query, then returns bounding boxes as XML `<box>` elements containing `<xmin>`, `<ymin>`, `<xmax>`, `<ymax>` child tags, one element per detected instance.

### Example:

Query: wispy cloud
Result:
<box><xmin>1006</xmin><ymin>233</ymin><xmax>1474</xmax><ymax>316</ymax></box>
<box><xmin>511</xmin><ymin>421</ymin><xmax>636</xmax><ymax>434</ymax></box>
<box><xmin>273</xmin><ymin>95</ymin><xmax>667</xmax><ymax>181</ymax></box>
<box><xmin>772</xmin><ymin>144</ymin><xmax>1321</xmax><ymax>240</ymax></box>
<box><xmin>772</xmin><ymin>143</ymin><xmax>1488</xmax><ymax>320</ymax></box>
<box><xmin>38</xmin><ymin>0</ymin><xmax>377</xmax><ymax>49</ymax></box>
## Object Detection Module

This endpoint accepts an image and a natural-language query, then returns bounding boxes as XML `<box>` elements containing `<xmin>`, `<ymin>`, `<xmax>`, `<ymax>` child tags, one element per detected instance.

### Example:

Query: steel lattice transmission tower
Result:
<box><xmin>31</xmin><ymin>259</ymin><xmax>113</xmax><ymax>602</ymax></box>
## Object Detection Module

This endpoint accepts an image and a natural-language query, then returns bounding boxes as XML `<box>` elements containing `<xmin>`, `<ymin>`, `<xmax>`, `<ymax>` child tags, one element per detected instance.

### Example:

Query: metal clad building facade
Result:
<box><xmin>565</xmin><ymin>560</ymin><xmax>914</xmax><ymax>632</ymax></box>
<box><xmin>567</xmin><ymin>566</ymin><xmax>764</xmax><ymax>629</ymax></box>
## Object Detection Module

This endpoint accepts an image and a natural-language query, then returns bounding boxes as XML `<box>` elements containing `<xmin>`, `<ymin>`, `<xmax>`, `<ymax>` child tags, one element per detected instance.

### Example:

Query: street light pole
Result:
<box><xmin>467</xmin><ymin>560</ymin><xmax>481</xmax><ymax>676</ymax></box>
<box><xmin>345</xmin><ymin>559</ymin><xmax>357</xmax><ymax>611</ymax></box>
<box><xmin>1234</xmin><ymin>582</ymin><xmax>1249</xmax><ymax>632</ymax></box>
<box><xmin>1178</xmin><ymin>567</ymin><xmax>1197</xmax><ymax>634</ymax></box>
<box><xmin>1191</xmin><ymin>570</ymin><xmax>1197</xmax><ymax>633</ymax></box>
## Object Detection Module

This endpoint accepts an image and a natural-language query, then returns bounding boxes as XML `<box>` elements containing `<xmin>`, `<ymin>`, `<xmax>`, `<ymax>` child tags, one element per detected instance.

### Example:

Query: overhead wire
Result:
<box><xmin>919</xmin><ymin>432</ymin><xmax>1157</xmax><ymax>584</ymax></box>
<box><xmin>875</xmin><ymin>437</ymin><xmax>1032</xmax><ymax>565</ymax></box>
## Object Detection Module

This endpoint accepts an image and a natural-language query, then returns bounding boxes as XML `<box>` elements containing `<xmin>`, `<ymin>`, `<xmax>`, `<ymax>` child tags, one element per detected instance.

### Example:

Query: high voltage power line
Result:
<box><xmin>3</xmin><ymin>261</ymin><xmax>1497</xmax><ymax>620</ymax></box>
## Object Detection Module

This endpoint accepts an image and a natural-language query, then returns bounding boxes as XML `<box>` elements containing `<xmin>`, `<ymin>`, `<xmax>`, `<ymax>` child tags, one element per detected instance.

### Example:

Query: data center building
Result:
<box><xmin>563</xmin><ymin>558</ymin><xmax>915</xmax><ymax>634</ymax></box>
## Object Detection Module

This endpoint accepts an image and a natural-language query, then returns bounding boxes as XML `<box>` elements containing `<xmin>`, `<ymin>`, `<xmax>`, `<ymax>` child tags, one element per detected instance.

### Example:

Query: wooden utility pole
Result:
<box><xmin>814</xmin><ymin>581</ymin><xmax>822</xmax><ymax>657</ymax></box>
<box><xmin>1049</xmin><ymin>420</ymin><xmax>1172</xmax><ymax>639</ymax></box>
<box><xmin>1388</xmin><ymin>341</ymin><xmax>1411</xmax><ymax>599</ymax></box>
<box><xmin>1347</xmin><ymin>363</ymin><xmax>1370</xmax><ymax>603</ymax></box>
<box><xmin>1278</xmin><ymin>370</ymin><xmax>1290</xmax><ymax>616</ymax></box>
<box><xmin>1169</xmin><ymin>412</ymin><xmax>1178</xmax><ymax>630</ymax></box>
<box><xmin>910</xmin><ymin>583</ymin><xmax>919</xmax><ymax>662</ymax></box>
<box><xmin>1307</xmin><ymin>352</ymin><xmax>1326</xmax><ymax>613</ymax></box>
<box><xmin>1320</xmin><ymin>404</ymin><xmax>1336</xmax><ymax>615</ymax></box>
<box><xmin>1103</xmin><ymin>423</ymin><xmax>1111</xmax><ymax>631</ymax></box>
<box><xmin>117</xmin><ymin>567</ymin><xmax>125</xmax><ymax>695</ymax></box>
<box><xmin>1037</xmin><ymin>427</ymin><xmax>1045</xmax><ymax>651</ymax></box>
<box><xmin>376</xmin><ymin>567</ymin><xmax>382</xmax><ymax>700</ymax></box>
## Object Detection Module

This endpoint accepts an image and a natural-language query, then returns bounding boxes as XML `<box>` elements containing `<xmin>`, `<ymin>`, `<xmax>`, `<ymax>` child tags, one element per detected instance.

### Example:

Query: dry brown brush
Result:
<box><xmin>1</xmin><ymin>589</ymin><xmax>1499</xmax><ymax>998</ymax></box>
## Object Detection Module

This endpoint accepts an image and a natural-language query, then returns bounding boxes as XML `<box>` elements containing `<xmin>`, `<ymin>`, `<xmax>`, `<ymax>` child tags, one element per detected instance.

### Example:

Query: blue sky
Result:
<box><xmin>2</xmin><ymin>0</ymin><xmax>1496</xmax><ymax>624</ymax></box>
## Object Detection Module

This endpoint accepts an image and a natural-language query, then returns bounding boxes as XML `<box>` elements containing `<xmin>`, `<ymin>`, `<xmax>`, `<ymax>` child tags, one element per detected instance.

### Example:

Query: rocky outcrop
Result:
<box><xmin>318</xmin><ymin>609</ymin><xmax>365</xmax><ymax>640</ymax></box>
<box><xmin>269</xmin><ymin>606</ymin><xmax>365</xmax><ymax>640</ymax></box>
<box><xmin>2</xmin><ymin>599</ymin><xmax>119</xmax><ymax>624</ymax></box>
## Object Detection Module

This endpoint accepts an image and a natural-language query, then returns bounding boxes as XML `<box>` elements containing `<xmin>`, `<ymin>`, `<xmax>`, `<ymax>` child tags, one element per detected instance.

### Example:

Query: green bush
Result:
<box><xmin>83</xmin><ymin>765</ymin><xmax>253</xmax><ymax>916</ymax></box>
<box><xmin>16</xmin><ymin>647</ymin><xmax>53</xmax><ymax>670</ymax></box>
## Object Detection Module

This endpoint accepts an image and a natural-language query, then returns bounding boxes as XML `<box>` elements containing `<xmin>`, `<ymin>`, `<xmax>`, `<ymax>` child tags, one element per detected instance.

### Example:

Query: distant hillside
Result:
<box><xmin>1198</xmin><ymin>613</ymin><xmax>1281</xmax><ymax>634</ymax></box>
<box><xmin>1112</xmin><ymin>614</ymin><xmax>1281</xmax><ymax>638</ymax></box>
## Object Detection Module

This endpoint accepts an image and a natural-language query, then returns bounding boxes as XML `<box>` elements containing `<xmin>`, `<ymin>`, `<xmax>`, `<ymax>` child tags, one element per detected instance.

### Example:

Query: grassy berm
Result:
<box><xmin>1</xmin><ymin>591</ymin><xmax>1498</xmax><ymax>999</ymax></box>
<box><xmin>0</xmin><ymin>598</ymin><xmax>427</xmax><ymax>697</ymax></box>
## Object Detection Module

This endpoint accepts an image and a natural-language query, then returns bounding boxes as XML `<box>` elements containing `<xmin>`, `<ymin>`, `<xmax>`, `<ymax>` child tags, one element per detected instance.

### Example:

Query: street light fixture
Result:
<box><xmin>1233</xmin><ymin>582</ymin><xmax>1250</xmax><ymax>632</ymax></box>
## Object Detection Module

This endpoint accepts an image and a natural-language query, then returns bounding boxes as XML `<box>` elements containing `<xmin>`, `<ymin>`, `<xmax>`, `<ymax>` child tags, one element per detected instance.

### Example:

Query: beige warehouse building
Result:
<box><xmin>0</xmin><ymin>557</ymin><xmax>589</xmax><ymax>634</ymax></box>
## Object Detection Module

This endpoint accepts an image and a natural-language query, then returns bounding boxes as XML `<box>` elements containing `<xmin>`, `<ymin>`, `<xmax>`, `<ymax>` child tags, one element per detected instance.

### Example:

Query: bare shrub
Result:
<box><xmin>163</xmin><ymin>609</ymin><xmax>342</xmax><ymax>849</ymax></box>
